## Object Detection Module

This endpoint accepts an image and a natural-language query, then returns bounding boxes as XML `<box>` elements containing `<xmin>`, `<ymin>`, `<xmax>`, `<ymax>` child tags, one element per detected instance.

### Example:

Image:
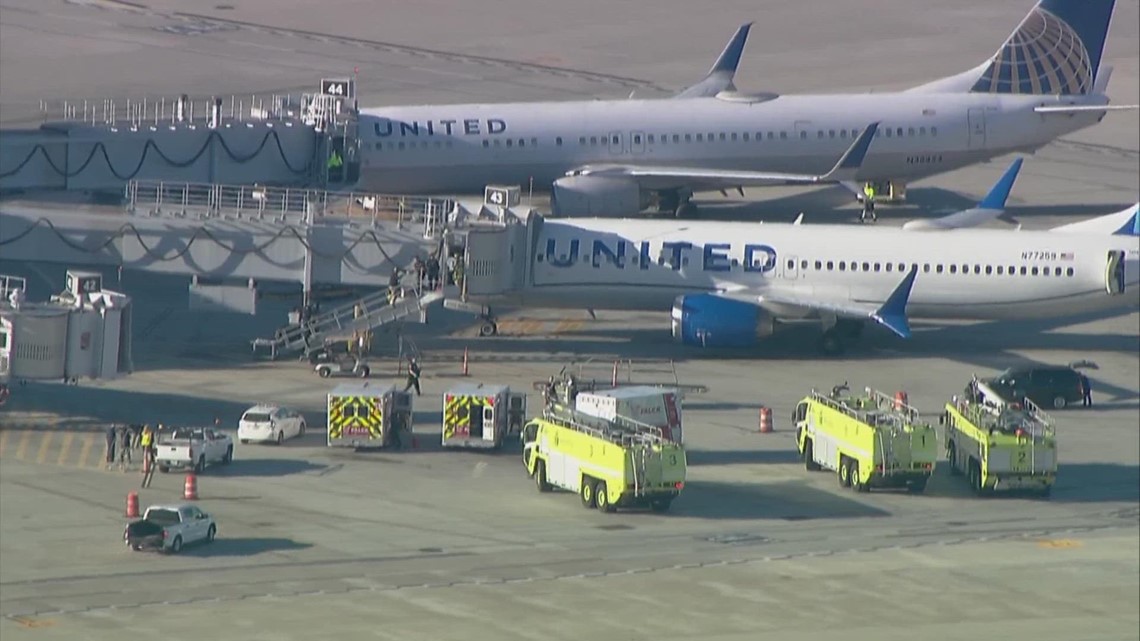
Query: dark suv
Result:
<box><xmin>982</xmin><ymin>365</ymin><xmax>1087</xmax><ymax>409</ymax></box>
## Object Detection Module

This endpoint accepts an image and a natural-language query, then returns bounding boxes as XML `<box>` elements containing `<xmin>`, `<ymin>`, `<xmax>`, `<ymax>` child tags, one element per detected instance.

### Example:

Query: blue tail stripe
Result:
<box><xmin>872</xmin><ymin>266</ymin><xmax>919</xmax><ymax>339</ymax></box>
<box><xmin>979</xmin><ymin>158</ymin><xmax>1024</xmax><ymax>209</ymax></box>
<box><xmin>1112</xmin><ymin>205</ymin><xmax>1140</xmax><ymax>236</ymax></box>
<box><xmin>711</xmin><ymin>23</ymin><xmax>752</xmax><ymax>74</ymax></box>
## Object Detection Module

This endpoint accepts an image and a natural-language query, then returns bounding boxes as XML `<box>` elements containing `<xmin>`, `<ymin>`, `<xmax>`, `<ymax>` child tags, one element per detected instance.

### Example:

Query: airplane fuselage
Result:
<box><xmin>465</xmin><ymin>217</ymin><xmax>1140</xmax><ymax>322</ymax></box>
<box><xmin>357</xmin><ymin>92</ymin><xmax>1106</xmax><ymax>194</ymax></box>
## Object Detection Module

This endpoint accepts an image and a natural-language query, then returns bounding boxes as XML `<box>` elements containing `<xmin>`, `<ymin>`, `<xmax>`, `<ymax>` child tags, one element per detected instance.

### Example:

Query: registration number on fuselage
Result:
<box><xmin>1021</xmin><ymin>251</ymin><xmax>1059</xmax><ymax>261</ymax></box>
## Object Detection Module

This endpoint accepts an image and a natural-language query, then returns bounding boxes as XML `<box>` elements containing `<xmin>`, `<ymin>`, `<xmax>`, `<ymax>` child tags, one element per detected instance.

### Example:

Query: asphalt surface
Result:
<box><xmin>0</xmin><ymin>0</ymin><xmax>1138</xmax><ymax>639</ymax></box>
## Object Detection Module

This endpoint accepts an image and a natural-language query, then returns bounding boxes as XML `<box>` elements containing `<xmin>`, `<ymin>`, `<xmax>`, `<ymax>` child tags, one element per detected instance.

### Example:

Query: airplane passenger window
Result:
<box><xmin>446</xmin><ymin>141</ymin><xmax>454</xmax><ymax>148</ymax></box>
<box><xmin>936</xmin><ymin>265</ymin><xmax>944</xmax><ymax>273</ymax></box>
<box><xmin>531</xmin><ymin>137</ymin><xmax>538</xmax><ymax>146</ymax></box>
<box><xmin>800</xmin><ymin>131</ymin><xmax>808</xmax><ymax>139</ymax></box>
<box><xmin>817</xmin><ymin>131</ymin><xmax>824</xmax><ymax>139</ymax></box>
<box><xmin>719</xmin><ymin>133</ymin><xmax>726</xmax><ymax>141</ymax></box>
<box><xmin>900</xmin><ymin>263</ymin><xmax>907</xmax><ymax>272</ymax></box>
<box><xmin>814</xmin><ymin>260</ymin><xmax>822</xmax><ymax>270</ymax></box>
<box><xmin>696</xmin><ymin>133</ymin><xmax>704</xmax><ymax>142</ymax></box>
<box><xmin>579</xmin><ymin>136</ymin><xmax>586</xmax><ymax>145</ymax></box>
<box><xmin>494</xmin><ymin>140</ymin><xmax>501</xmax><ymax>147</ymax></box>
<box><xmin>506</xmin><ymin>139</ymin><xmax>513</xmax><ymax>147</ymax></box>
<box><xmin>646</xmin><ymin>135</ymin><xmax>654</xmax><ymax>144</ymax></box>
<box><xmin>482</xmin><ymin>140</ymin><xmax>489</xmax><ymax>148</ymax></box>
<box><xmin>840</xmin><ymin>130</ymin><xmax>848</xmax><ymax>139</ymax></box>
<box><xmin>886</xmin><ymin>263</ymin><xmax>894</xmax><ymax>272</ymax></box>
<box><xmin>1054</xmin><ymin>267</ymin><xmax>1062</xmax><ymax>276</ymax></box>
<box><xmin>1008</xmin><ymin>265</ymin><xmax>1015</xmax><ymax>274</ymax></box>
<box><xmin>923</xmin><ymin>264</ymin><xmax>931</xmax><ymax>273</ymax></box>
<box><xmin>874</xmin><ymin>263</ymin><xmax>881</xmax><ymax>272</ymax></box>
<box><xmin>398</xmin><ymin>142</ymin><xmax>405</xmax><ymax>150</ymax></box>
<box><xmin>919</xmin><ymin>127</ymin><xmax>927</xmax><ymax>136</ymax></box>
<box><xmin>961</xmin><ymin>264</ymin><xmax>968</xmax><ymax>273</ymax></box>
<box><xmin>896</xmin><ymin>127</ymin><xmax>904</xmax><ymax>136</ymax></box>
<box><xmin>985</xmin><ymin>266</ymin><xmax>993</xmax><ymax>275</ymax></box>
<box><xmin>1031</xmin><ymin>267</ymin><xmax>1039</xmax><ymax>275</ymax></box>
<box><xmin>673</xmin><ymin>134</ymin><xmax>681</xmax><ymax>143</ymax></box>
<box><xmin>839</xmin><ymin>261</ymin><xmax>846</xmax><ymax>271</ymax></box>
<box><xmin>826</xmin><ymin>261</ymin><xmax>834</xmax><ymax>270</ymax></box>
<box><xmin>885</xmin><ymin>129</ymin><xmax>893</xmax><ymax>138</ymax></box>
<box><xmin>1020</xmin><ymin>266</ymin><xmax>1027</xmax><ymax>275</ymax></box>
<box><xmin>731</xmin><ymin>133</ymin><xmax>738</xmax><ymax>141</ymax></box>
<box><xmin>742</xmin><ymin>132</ymin><xmax>750</xmax><ymax>141</ymax></box>
<box><xmin>973</xmin><ymin>265</ymin><xmax>981</xmax><ymax>274</ymax></box>
<box><xmin>633</xmin><ymin>135</ymin><xmax>641</xmax><ymax>144</ymax></box>
<box><xmin>801</xmin><ymin>260</ymin><xmax>808</xmax><ymax>269</ymax></box>
<box><xmin>434</xmin><ymin>141</ymin><xmax>442</xmax><ymax>148</ymax></box>
<box><xmin>556</xmin><ymin>137</ymin><xmax>563</xmax><ymax>146</ymax></box>
<box><xmin>612</xmin><ymin>135</ymin><xmax>620</xmax><ymax>145</ymax></box>
<box><xmin>1066</xmin><ymin>267</ymin><xmax>1074</xmax><ymax>276</ymax></box>
<box><xmin>375</xmin><ymin>142</ymin><xmax>383</xmax><ymax>150</ymax></box>
<box><xmin>708</xmin><ymin>132</ymin><xmax>715</xmax><ymax>140</ymax></box>
<box><xmin>931</xmin><ymin>126</ymin><xmax>938</xmax><ymax>136</ymax></box>
<box><xmin>949</xmin><ymin>265</ymin><xmax>957</xmax><ymax>274</ymax></box>
<box><xmin>685</xmin><ymin>134</ymin><xmax>692</xmax><ymax>142</ymax></box>
<box><xmin>861</xmin><ymin>262</ymin><xmax>869</xmax><ymax>271</ymax></box>
<box><xmin>780</xmin><ymin>132</ymin><xmax>788</xmax><ymax>139</ymax></box>
<box><xmin>829</xmin><ymin>130</ymin><xmax>836</xmax><ymax>138</ymax></box>
<box><xmin>787</xmin><ymin>259</ymin><xmax>794</xmax><ymax>269</ymax></box>
<box><xmin>908</xmin><ymin>128</ymin><xmax>916</xmax><ymax>136</ymax></box>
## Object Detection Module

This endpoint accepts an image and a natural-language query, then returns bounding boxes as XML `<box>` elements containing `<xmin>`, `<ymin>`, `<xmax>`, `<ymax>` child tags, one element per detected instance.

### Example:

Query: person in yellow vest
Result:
<box><xmin>140</xmin><ymin>425</ymin><xmax>156</xmax><ymax>487</ymax></box>
<box><xmin>861</xmin><ymin>183</ymin><xmax>877</xmax><ymax>223</ymax></box>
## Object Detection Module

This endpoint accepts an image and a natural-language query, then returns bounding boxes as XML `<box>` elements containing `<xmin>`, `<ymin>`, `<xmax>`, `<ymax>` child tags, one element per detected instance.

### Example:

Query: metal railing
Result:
<box><xmin>126</xmin><ymin>179</ymin><xmax>457</xmax><ymax>231</ymax></box>
<box><xmin>34</xmin><ymin>92</ymin><xmax>342</xmax><ymax>128</ymax></box>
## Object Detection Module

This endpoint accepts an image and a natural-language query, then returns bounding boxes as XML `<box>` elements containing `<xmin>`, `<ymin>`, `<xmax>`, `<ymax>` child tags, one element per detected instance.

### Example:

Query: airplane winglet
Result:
<box><xmin>674</xmin><ymin>23</ymin><xmax>752</xmax><ymax>98</ymax></box>
<box><xmin>821</xmin><ymin>122</ymin><xmax>879</xmax><ymax>181</ymax></box>
<box><xmin>978</xmin><ymin>157</ymin><xmax>1023</xmax><ymax>210</ymax></box>
<box><xmin>1114</xmin><ymin>204</ymin><xmax>1140</xmax><ymax>236</ymax></box>
<box><xmin>870</xmin><ymin>265</ymin><xmax>918</xmax><ymax>339</ymax></box>
<box><xmin>709</xmin><ymin>23</ymin><xmax>752</xmax><ymax>76</ymax></box>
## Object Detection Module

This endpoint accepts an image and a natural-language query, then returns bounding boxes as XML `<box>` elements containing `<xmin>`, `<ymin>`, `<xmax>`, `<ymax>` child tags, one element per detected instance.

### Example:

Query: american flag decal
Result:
<box><xmin>1060</xmin><ymin>252</ymin><xmax>1074</xmax><ymax>261</ymax></box>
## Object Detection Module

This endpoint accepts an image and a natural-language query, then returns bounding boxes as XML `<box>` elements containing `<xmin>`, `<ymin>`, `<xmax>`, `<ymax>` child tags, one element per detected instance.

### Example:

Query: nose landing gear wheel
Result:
<box><xmin>479</xmin><ymin>321</ymin><xmax>498</xmax><ymax>337</ymax></box>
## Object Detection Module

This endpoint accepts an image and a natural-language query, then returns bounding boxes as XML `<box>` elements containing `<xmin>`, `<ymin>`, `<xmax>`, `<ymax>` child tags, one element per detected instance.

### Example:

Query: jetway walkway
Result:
<box><xmin>251</xmin><ymin>286</ymin><xmax>446</xmax><ymax>360</ymax></box>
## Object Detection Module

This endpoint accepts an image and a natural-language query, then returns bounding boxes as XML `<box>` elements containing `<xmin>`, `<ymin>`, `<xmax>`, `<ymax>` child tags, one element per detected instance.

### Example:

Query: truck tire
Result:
<box><xmin>907</xmin><ymin>478</ymin><xmax>928</xmax><ymax>494</ymax></box>
<box><xmin>803</xmin><ymin>439</ymin><xmax>821</xmax><ymax>472</ymax></box>
<box><xmin>838</xmin><ymin>457</ymin><xmax>852</xmax><ymax>488</ymax></box>
<box><xmin>969</xmin><ymin>459</ymin><xmax>984</xmax><ymax>495</ymax></box>
<box><xmin>1051</xmin><ymin>395</ymin><xmax>1067</xmax><ymax>409</ymax></box>
<box><xmin>650</xmin><ymin>498</ymin><xmax>674</xmax><ymax>513</ymax></box>
<box><xmin>595</xmin><ymin>481</ymin><xmax>615</xmax><ymax>513</ymax></box>
<box><xmin>206</xmin><ymin>525</ymin><xmax>217</xmax><ymax>543</ymax></box>
<box><xmin>534</xmin><ymin>460</ymin><xmax>551</xmax><ymax>492</ymax></box>
<box><xmin>318</xmin><ymin>367</ymin><xmax>331</xmax><ymax>378</ymax></box>
<box><xmin>169</xmin><ymin>536</ymin><xmax>183</xmax><ymax>554</ymax></box>
<box><xmin>580</xmin><ymin>478</ymin><xmax>596</xmax><ymax>508</ymax></box>
<box><xmin>850</xmin><ymin>460</ymin><xmax>868</xmax><ymax>492</ymax></box>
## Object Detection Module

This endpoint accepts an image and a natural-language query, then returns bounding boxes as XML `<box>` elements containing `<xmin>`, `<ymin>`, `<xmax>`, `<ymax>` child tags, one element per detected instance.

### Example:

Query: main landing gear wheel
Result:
<box><xmin>479</xmin><ymin>321</ymin><xmax>498</xmax><ymax>337</ymax></box>
<box><xmin>819</xmin><ymin>330</ymin><xmax>845</xmax><ymax>356</ymax></box>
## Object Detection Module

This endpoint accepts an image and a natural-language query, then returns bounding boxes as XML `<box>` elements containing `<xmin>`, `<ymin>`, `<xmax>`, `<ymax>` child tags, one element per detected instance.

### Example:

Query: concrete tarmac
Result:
<box><xmin>1</xmin><ymin>0</ymin><xmax>1138</xmax><ymax>638</ymax></box>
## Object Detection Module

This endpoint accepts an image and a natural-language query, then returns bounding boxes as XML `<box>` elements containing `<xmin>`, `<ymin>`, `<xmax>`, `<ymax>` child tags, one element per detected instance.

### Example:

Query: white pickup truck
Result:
<box><xmin>156</xmin><ymin>428</ymin><xmax>234</xmax><ymax>474</ymax></box>
<box><xmin>124</xmin><ymin>504</ymin><xmax>217</xmax><ymax>553</ymax></box>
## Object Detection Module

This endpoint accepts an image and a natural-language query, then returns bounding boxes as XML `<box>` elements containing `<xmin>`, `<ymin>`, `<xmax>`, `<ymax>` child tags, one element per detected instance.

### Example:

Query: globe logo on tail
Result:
<box><xmin>971</xmin><ymin>7</ymin><xmax>1093</xmax><ymax>95</ymax></box>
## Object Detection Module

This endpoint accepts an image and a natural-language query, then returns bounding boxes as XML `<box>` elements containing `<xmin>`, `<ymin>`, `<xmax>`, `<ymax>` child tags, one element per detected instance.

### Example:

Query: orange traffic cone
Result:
<box><xmin>183</xmin><ymin>473</ymin><xmax>199</xmax><ymax>500</ymax></box>
<box><xmin>126</xmin><ymin>491</ymin><xmax>139</xmax><ymax>518</ymax></box>
<box><xmin>758</xmin><ymin>406</ymin><xmax>774</xmax><ymax>433</ymax></box>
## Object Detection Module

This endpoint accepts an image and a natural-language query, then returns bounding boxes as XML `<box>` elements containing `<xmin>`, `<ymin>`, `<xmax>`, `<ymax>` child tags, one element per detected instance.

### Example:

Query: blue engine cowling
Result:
<box><xmin>670</xmin><ymin>294</ymin><xmax>775</xmax><ymax>348</ymax></box>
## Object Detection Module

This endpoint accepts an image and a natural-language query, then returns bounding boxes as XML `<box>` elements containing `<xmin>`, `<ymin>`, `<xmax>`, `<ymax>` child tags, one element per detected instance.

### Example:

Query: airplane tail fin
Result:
<box><xmin>907</xmin><ymin>0</ymin><xmax>1116</xmax><ymax>96</ymax></box>
<box><xmin>674</xmin><ymin>23</ymin><xmax>752</xmax><ymax>98</ymax></box>
<box><xmin>901</xmin><ymin>158</ymin><xmax>1024</xmax><ymax>231</ymax></box>
<box><xmin>1050</xmin><ymin>203</ymin><xmax>1140</xmax><ymax>235</ymax></box>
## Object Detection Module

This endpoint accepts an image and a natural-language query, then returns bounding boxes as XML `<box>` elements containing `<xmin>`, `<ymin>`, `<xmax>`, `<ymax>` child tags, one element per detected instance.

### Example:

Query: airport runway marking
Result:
<box><xmin>55</xmin><ymin>433</ymin><xmax>76</xmax><ymax>467</ymax></box>
<box><xmin>13</xmin><ymin>430</ymin><xmax>33</xmax><ymax>461</ymax></box>
<box><xmin>0</xmin><ymin>430</ymin><xmax>9</xmax><ymax>456</ymax></box>
<box><xmin>34</xmin><ymin>431</ymin><xmax>55</xmax><ymax>465</ymax></box>
<box><xmin>1036</xmin><ymin>538</ymin><xmax>1083</xmax><ymax>549</ymax></box>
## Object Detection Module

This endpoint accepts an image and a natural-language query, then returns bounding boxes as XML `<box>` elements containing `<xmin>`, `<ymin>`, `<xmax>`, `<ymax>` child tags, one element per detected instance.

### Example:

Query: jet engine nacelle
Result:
<box><xmin>550</xmin><ymin>176</ymin><xmax>646</xmax><ymax>217</ymax></box>
<box><xmin>670</xmin><ymin>294</ymin><xmax>776</xmax><ymax>348</ymax></box>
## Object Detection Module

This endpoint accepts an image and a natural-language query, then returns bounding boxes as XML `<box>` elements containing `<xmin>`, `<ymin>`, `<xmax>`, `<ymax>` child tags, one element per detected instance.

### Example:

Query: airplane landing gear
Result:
<box><xmin>818</xmin><ymin>319</ymin><xmax>865</xmax><ymax>356</ymax></box>
<box><xmin>657</xmin><ymin>188</ymin><xmax>697</xmax><ymax>218</ymax></box>
<box><xmin>478</xmin><ymin>310</ymin><xmax>499</xmax><ymax>337</ymax></box>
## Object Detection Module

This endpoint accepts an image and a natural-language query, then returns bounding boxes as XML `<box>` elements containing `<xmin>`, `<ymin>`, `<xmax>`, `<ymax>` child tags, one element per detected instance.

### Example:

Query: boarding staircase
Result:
<box><xmin>251</xmin><ymin>286</ymin><xmax>444</xmax><ymax>360</ymax></box>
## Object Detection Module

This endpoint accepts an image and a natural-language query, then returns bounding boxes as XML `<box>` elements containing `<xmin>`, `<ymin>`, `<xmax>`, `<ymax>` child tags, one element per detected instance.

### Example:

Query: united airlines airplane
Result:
<box><xmin>356</xmin><ymin>0</ymin><xmax>1135</xmax><ymax>219</ymax></box>
<box><xmin>452</xmin><ymin>200</ymin><xmax>1140</xmax><ymax>354</ymax></box>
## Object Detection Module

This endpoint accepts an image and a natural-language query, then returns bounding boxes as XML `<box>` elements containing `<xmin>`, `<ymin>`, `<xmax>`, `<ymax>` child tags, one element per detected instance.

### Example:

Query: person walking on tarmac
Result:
<box><xmin>140</xmin><ymin>424</ymin><xmax>156</xmax><ymax>488</ymax></box>
<box><xmin>403</xmin><ymin>357</ymin><xmax>422</xmax><ymax>396</ymax></box>
<box><xmin>118</xmin><ymin>424</ymin><xmax>133</xmax><ymax>470</ymax></box>
<box><xmin>861</xmin><ymin>183</ymin><xmax>877</xmax><ymax>223</ymax></box>
<box><xmin>105</xmin><ymin>424</ymin><xmax>117</xmax><ymax>469</ymax></box>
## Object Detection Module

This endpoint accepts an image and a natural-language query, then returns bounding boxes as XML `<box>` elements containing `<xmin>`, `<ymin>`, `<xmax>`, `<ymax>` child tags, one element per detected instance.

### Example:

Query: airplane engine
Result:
<box><xmin>670</xmin><ymin>294</ymin><xmax>775</xmax><ymax>348</ymax></box>
<box><xmin>550</xmin><ymin>176</ymin><xmax>646</xmax><ymax>217</ymax></box>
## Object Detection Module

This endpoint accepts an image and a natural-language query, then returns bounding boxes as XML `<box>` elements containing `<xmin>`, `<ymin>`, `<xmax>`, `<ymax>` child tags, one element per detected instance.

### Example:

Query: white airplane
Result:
<box><xmin>354</xmin><ymin>0</ymin><xmax>1136</xmax><ymax>219</ymax></box>
<box><xmin>450</xmin><ymin>200</ymin><xmax>1140</xmax><ymax>354</ymax></box>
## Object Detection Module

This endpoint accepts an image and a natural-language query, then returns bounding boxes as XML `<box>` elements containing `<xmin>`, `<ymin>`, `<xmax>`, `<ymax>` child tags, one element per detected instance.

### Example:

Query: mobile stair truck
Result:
<box><xmin>941</xmin><ymin>394</ymin><xmax>1057</xmax><ymax>497</ymax></box>
<box><xmin>327</xmin><ymin>382</ymin><xmax>414</xmax><ymax>449</ymax></box>
<box><xmin>522</xmin><ymin>405</ymin><xmax>686</xmax><ymax>513</ymax></box>
<box><xmin>441</xmin><ymin>383</ymin><xmax>528</xmax><ymax>450</ymax></box>
<box><xmin>793</xmin><ymin>385</ymin><xmax>937</xmax><ymax>493</ymax></box>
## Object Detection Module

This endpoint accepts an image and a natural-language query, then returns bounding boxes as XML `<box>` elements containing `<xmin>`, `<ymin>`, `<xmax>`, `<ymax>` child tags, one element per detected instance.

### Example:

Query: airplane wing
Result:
<box><xmin>723</xmin><ymin>265</ymin><xmax>919</xmax><ymax>338</ymax></box>
<box><xmin>901</xmin><ymin>157</ymin><xmax>1023</xmax><ymax>231</ymax></box>
<box><xmin>674</xmin><ymin>24</ymin><xmax>753</xmax><ymax>99</ymax></box>
<box><xmin>567</xmin><ymin>123</ymin><xmax>879</xmax><ymax>190</ymax></box>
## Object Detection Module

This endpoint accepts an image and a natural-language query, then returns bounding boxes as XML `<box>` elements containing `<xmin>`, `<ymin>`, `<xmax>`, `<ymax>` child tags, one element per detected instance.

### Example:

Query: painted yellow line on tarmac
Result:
<box><xmin>35</xmin><ymin>431</ymin><xmax>55</xmax><ymax>464</ymax></box>
<box><xmin>56</xmin><ymin>432</ymin><xmax>76</xmax><ymax>466</ymax></box>
<box><xmin>14</xmin><ymin>430</ymin><xmax>33</xmax><ymax>460</ymax></box>
<box><xmin>78</xmin><ymin>434</ymin><xmax>96</xmax><ymax>469</ymax></box>
<box><xmin>0</xmin><ymin>429</ymin><xmax>10</xmax><ymax>456</ymax></box>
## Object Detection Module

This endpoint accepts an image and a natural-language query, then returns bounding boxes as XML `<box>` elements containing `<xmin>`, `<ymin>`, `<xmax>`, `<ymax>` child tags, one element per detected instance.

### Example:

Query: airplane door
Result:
<box><xmin>967</xmin><ymin>108</ymin><xmax>987</xmax><ymax>149</ymax></box>
<box><xmin>782</xmin><ymin>255</ymin><xmax>799</xmax><ymax>280</ymax></box>
<box><xmin>1106</xmin><ymin>250</ymin><xmax>1126</xmax><ymax>295</ymax></box>
<box><xmin>629</xmin><ymin>131</ymin><xmax>646</xmax><ymax>155</ymax></box>
<box><xmin>607</xmin><ymin>132</ymin><xmax>624</xmax><ymax>155</ymax></box>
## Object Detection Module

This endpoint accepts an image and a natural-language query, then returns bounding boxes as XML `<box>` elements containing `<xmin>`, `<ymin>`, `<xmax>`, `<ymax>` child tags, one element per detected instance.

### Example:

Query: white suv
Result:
<box><xmin>238</xmin><ymin>405</ymin><xmax>306</xmax><ymax>445</ymax></box>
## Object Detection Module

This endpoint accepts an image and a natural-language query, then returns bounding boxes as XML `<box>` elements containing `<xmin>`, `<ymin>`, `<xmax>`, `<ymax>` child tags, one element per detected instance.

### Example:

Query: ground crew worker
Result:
<box><xmin>327</xmin><ymin>150</ymin><xmax>343</xmax><ymax>181</ymax></box>
<box><xmin>105</xmin><ymin>424</ymin><xmax>117</xmax><ymax>468</ymax></box>
<box><xmin>413</xmin><ymin>256</ymin><xmax>426</xmax><ymax>292</ymax></box>
<box><xmin>427</xmin><ymin>256</ymin><xmax>441</xmax><ymax>290</ymax></box>
<box><xmin>452</xmin><ymin>259</ymin><xmax>465</xmax><ymax>293</ymax></box>
<box><xmin>403</xmin><ymin>357</ymin><xmax>422</xmax><ymax>396</ymax></box>
<box><xmin>118</xmin><ymin>424</ymin><xmax>133</xmax><ymax>470</ymax></box>
<box><xmin>1080</xmin><ymin>373</ymin><xmax>1093</xmax><ymax>407</ymax></box>
<box><xmin>140</xmin><ymin>425</ymin><xmax>156</xmax><ymax>488</ymax></box>
<box><xmin>861</xmin><ymin>183</ymin><xmax>877</xmax><ymax>223</ymax></box>
<box><xmin>387</xmin><ymin>269</ymin><xmax>402</xmax><ymax>305</ymax></box>
<box><xmin>446</xmin><ymin>254</ymin><xmax>457</xmax><ymax>285</ymax></box>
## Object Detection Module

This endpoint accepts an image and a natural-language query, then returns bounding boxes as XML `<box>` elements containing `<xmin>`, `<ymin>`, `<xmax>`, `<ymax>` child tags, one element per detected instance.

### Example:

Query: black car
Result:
<box><xmin>982</xmin><ymin>364</ymin><xmax>1088</xmax><ymax>409</ymax></box>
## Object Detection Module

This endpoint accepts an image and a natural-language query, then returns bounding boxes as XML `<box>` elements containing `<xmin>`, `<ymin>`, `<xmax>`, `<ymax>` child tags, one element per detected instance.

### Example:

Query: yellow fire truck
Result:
<box><xmin>522</xmin><ymin>405</ymin><xmax>686</xmax><ymax>513</ymax></box>
<box><xmin>941</xmin><ymin>395</ymin><xmax>1057</xmax><ymax>496</ymax></box>
<box><xmin>794</xmin><ymin>385</ymin><xmax>937</xmax><ymax>493</ymax></box>
<box><xmin>327</xmin><ymin>382</ymin><xmax>414</xmax><ymax>449</ymax></box>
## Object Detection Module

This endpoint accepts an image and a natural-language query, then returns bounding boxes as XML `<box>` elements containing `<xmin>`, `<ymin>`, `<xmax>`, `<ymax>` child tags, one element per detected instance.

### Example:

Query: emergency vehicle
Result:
<box><xmin>442</xmin><ymin>383</ymin><xmax>527</xmax><ymax>450</ymax></box>
<box><xmin>327</xmin><ymin>382</ymin><xmax>414</xmax><ymax>449</ymax></box>
<box><xmin>574</xmin><ymin>386</ymin><xmax>685</xmax><ymax>443</ymax></box>
<box><xmin>523</xmin><ymin>405</ymin><xmax>686</xmax><ymax>513</ymax></box>
<box><xmin>794</xmin><ymin>385</ymin><xmax>937</xmax><ymax>493</ymax></box>
<box><xmin>941</xmin><ymin>395</ymin><xmax>1057</xmax><ymax>496</ymax></box>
